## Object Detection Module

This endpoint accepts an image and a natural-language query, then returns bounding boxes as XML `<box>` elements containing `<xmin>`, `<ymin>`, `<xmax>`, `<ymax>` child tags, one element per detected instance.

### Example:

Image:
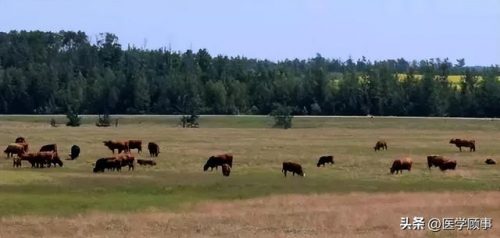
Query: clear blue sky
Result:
<box><xmin>1</xmin><ymin>0</ymin><xmax>499</xmax><ymax>66</ymax></box>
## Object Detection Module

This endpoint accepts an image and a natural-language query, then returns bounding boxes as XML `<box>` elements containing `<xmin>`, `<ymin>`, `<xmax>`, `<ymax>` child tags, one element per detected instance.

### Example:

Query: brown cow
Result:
<box><xmin>390</xmin><ymin>158</ymin><xmax>412</xmax><ymax>174</ymax></box>
<box><xmin>39</xmin><ymin>144</ymin><xmax>58</xmax><ymax>153</ymax></box>
<box><xmin>449</xmin><ymin>138</ymin><xmax>475</xmax><ymax>152</ymax></box>
<box><xmin>222</xmin><ymin>163</ymin><xmax>231</xmax><ymax>176</ymax></box>
<box><xmin>439</xmin><ymin>160</ymin><xmax>457</xmax><ymax>171</ymax></box>
<box><xmin>485</xmin><ymin>158</ymin><xmax>496</xmax><ymax>165</ymax></box>
<box><xmin>137</xmin><ymin>159</ymin><xmax>157</xmax><ymax>166</ymax></box>
<box><xmin>427</xmin><ymin>155</ymin><xmax>446</xmax><ymax>170</ymax></box>
<box><xmin>282</xmin><ymin>162</ymin><xmax>305</xmax><ymax>177</ymax></box>
<box><xmin>103</xmin><ymin>140</ymin><xmax>129</xmax><ymax>154</ymax></box>
<box><xmin>93</xmin><ymin>157</ymin><xmax>120</xmax><ymax>172</ymax></box>
<box><xmin>4</xmin><ymin>143</ymin><xmax>26</xmax><ymax>158</ymax></box>
<box><xmin>317</xmin><ymin>155</ymin><xmax>334</xmax><ymax>167</ymax></box>
<box><xmin>203</xmin><ymin>154</ymin><xmax>233</xmax><ymax>171</ymax></box>
<box><xmin>148</xmin><ymin>142</ymin><xmax>160</xmax><ymax>157</ymax></box>
<box><xmin>128</xmin><ymin>140</ymin><xmax>142</xmax><ymax>153</ymax></box>
<box><xmin>115</xmin><ymin>153</ymin><xmax>135</xmax><ymax>171</ymax></box>
<box><xmin>19</xmin><ymin>151</ymin><xmax>62</xmax><ymax>168</ymax></box>
<box><xmin>374</xmin><ymin>140</ymin><xmax>388</xmax><ymax>151</ymax></box>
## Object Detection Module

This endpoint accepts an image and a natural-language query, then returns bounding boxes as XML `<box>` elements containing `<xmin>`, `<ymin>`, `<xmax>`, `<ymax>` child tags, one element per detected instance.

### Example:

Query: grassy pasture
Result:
<box><xmin>0</xmin><ymin>116</ymin><xmax>499</xmax><ymax>216</ymax></box>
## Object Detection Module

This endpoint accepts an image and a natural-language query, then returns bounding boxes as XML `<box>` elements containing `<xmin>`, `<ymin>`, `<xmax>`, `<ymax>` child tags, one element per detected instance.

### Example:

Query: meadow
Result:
<box><xmin>0</xmin><ymin>116</ymin><xmax>499</xmax><ymax>237</ymax></box>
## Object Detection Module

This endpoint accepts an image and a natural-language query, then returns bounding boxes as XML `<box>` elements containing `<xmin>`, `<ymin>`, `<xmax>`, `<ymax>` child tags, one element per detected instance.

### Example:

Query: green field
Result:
<box><xmin>1</xmin><ymin>116</ymin><xmax>499</xmax><ymax>216</ymax></box>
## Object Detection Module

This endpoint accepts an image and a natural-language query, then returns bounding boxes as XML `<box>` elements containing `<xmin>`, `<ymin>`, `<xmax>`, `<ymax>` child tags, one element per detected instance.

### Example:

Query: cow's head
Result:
<box><xmin>390</xmin><ymin>166</ymin><xmax>396</xmax><ymax>174</ymax></box>
<box><xmin>449</xmin><ymin>139</ymin><xmax>456</xmax><ymax>144</ymax></box>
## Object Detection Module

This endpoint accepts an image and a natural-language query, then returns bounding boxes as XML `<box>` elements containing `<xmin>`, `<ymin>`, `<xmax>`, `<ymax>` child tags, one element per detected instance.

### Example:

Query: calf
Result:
<box><xmin>390</xmin><ymin>158</ymin><xmax>413</xmax><ymax>174</ymax></box>
<box><xmin>439</xmin><ymin>160</ymin><xmax>457</xmax><ymax>171</ymax></box>
<box><xmin>485</xmin><ymin>158</ymin><xmax>496</xmax><ymax>165</ymax></box>
<box><xmin>374</xmin><ymin>140</ymin><xmax>388</xmax><ymax>151</ymax></box>
<box><xmin>137</xmin><ymin>159</ymin><xmax>157</xmax><ymax>166</ymax></box>
<box><xmin>282</xmin><ymin>162</ymin><xmax>305</xmax><ymax>177</ymax></box>
<box><xmin>317</xmin><ymin>155</ymin><xmax>334</xmax><ymax>167</ymax></box>
<box><xmin>148</xmin><ymin>142</ymin><xmax>160</xmax><ymax>157</ymax></box>
<box><xmin>203</xmin><ymin>154</ymin><xmax>233</xmax><ymax>171</ymax></box>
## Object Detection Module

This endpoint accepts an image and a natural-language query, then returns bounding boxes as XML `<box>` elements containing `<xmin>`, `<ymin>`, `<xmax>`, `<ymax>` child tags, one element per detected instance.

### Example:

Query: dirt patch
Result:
<box><xmin>1</xmin><ymin>191</ymin><xmax>498</xmax><ymax>238</ymax></box>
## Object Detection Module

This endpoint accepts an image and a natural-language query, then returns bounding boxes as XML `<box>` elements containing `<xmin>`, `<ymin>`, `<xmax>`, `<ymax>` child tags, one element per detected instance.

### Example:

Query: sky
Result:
<box><xmin>0</xmin><ymin>0</ymin><xmax>499</xmax><ymax>66</ymax></box>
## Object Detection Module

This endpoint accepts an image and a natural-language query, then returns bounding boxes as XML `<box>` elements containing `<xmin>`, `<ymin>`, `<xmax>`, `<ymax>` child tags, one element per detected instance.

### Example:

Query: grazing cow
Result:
<box><xmin>103</xmin><ymin>140</ymin><xmax>129</xmax><ymax>154</ymax></box>
<box><xmin>203</xmin><ymin>154</ymin><xmax>233</xmax><ymax>171</ymax></box>
<box><xmin>128</xmin><ymin>140</ymin><xmax>142</xmax><ymax>153</ymax></box>
<box><xmin>374</xmin><ymin>140</ymin><xmax>388</xmax><ymax>151</ymax></box>
<box><xmin>427</xmin><ymin>155</ymin><xmax>446</xmax><ymax>170</ymax></box>
<box><xmin>485</xmin><ymin>158</ymin><xmax>496</xmax><ymax>165</ymax></box>
<box><xmin>19</xmin><ymin>151</ymin><xmax>62</xmax><ymax>168</ymax></box>
<box><xmin>148</xmin><ymin>142</ymin><xmax>160</xmax><ymax>157</ymax></box>
<box><xmin>39</xmin><ymin>144</ymin><xmax>58</xmax><ymax>153</ymax></box>
<box><xmin>69</xmin><ymin>145</ymin><xmax>80</xmax><ymax>160</ymax></box>
<box><xmin>439</xmin><ymin>160</ymin><xmax>457</xmax><ymax>171</ymax></box>
<box><xmin>390</xmin><ymin>158</ymin><xmax>413</xmax><ymax>174</ymax></box>
<box><xmin>222</xmin><ymin>163</ymin><xmax>231</xmax><ymax>176</ymax></box>
<box><xmin>93</xmin><ymin>157</ymin><xmax>117</xmax><ymax>173</ymax></box>
<box><xmin>15</xmin><ymin>137</ymin><xmax>26</xmax><ymax>143</ymax></box>
<box><xmin>282</xmin><ymin>162</ymin><xmax>305</xmax><ymax>177</ymax></box>
<box><xmin>317</xmin><ymin>155</ymin><xmax>335</xmax><ymax>167</ymax></box>
<box><xmin>137</xmin><ymin>159</ymin><xmax>157</xmax><ymax>166</ymax></box>
<box><xmin>115</xmin><ymin>153</ymin><xmax>135</xmax><ymax>171</ymax></box>
<box><xmin>4</xmin><ymin>143</ymin><xmax>26</xmax><ymax>158</ymax></box>
<box><xmin>449</xmin><ymin>138</ymin><xmax>475</xmax><ymax>152</ymax></box>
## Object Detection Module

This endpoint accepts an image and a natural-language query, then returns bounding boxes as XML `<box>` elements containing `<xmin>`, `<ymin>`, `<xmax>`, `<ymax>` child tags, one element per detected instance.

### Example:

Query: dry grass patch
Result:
<box><xmin>1</xmin><ymin>192</ymin><xmax>499</xmax><ymax>238</ymax></box>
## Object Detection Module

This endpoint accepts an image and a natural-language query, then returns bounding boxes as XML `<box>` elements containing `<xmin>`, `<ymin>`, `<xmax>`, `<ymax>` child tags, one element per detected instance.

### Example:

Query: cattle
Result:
<box><xmin>449</xmin><ymin>138</ymin><xmax>475</xmax><ymax>152</ymax></box>
<box><xmin>4</xmin><ymin>143</ymin><xmax>26</xmax><ymax>158</ymax></box>
<box><xmin>374</xmin><ymin>140</ymin><xmax>388</xmax><ymax>151</ymax></box>
<box><xmin>148</xmin><ymin>142</ymin><xmax>160</xmax><ymax>157</ymax></box>
<box><xmin>439</xmin><ymin>160</ymin><xmax>457</xmax><ymax>171</ymax></box>
<box><xmin>282</xmin><ymin>162</ymin><xmax>305</xmax><ymax>177</ymax></box>
<box><xmin>222</xmin><ymin>163</ymin><xmax>231</xmax><ymax>176</ymax></box>
<box><xmin>427</xmin><ymin>155</ymin><xmax>446</xmax><ymax>170</ymax></box>
<box><xmin>115</xmin><ymin>153</ymin><xmax>135</xmax><ymax>171</ymax></box>
<box><xmin>103</xmin><ymin>140</ymin><xmax>129</xmax><ymax>154</ymax></box>
<box><xmin>19</xmin><ymin>151</ymin><xmax>62</xmax><ymax>168</ymax></box>
<box><xmin>390</xmin><ymin>158</ymin><xmax>413</xmax><ymax>174</ymax></box>
<box><xmin>203</xmin><ymin>154</ymin><xmax>233</xmax><ymax>171</ymax></box>
<box><xmin>15</xmin><ymin>137</ymin><xmax>26</xmax><ymax>143</ymax></box>
<box><xmin>317</xmin><ymin>155</ymin><xmax>334</xmax><ymax>167</ymax></box>
<box><xmin>137</xmin><ymin>159</ymin><xmax>157</xmax><ymax>166</ymax></box>
<box><xmin>128</xmin><ymin>140</ymin><xmax>142</xmax><ymax>153</ymax></box>
<box><xmin>485</xmin><ymin>158</ymin><xmax>496</xmax><ymax>165</ymax></box>
<box><xmin>69</xmin><ymin>145</ymin><xmax>80</xmax><ymax>160</ymax></box>
<box><xmin>93</xmin><ymin>157</ymin><xmax>117</xmax><ymax>173</ymax></box>
<box><xmin>39</xmin><ymin>144</ymin><xmax>57</xmax><ymax>153</ymax></box>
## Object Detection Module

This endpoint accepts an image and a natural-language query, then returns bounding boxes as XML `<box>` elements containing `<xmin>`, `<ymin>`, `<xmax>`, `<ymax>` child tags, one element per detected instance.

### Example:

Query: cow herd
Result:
<box><xmin>2</xmin><ymin>136</ymin><xmax>496</xmax><ymax>178</ymax></box>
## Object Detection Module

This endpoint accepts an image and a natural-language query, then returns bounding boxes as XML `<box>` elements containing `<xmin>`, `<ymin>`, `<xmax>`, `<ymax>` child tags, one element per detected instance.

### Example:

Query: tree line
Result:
<box><xmin>0</xmin><ymin>30</ymin><xmax>499</xmax><ymax>117</ymax></box>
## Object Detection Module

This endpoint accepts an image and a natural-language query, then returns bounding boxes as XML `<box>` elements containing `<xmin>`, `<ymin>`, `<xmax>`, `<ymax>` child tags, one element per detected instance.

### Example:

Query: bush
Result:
<box><xmin>270</xmin><ymin>104</ymin><xmax>294</xmax><ymax>129</ymax></box>
<box><xmin>96</xmin><ymin>114</ymin><xmax>111</xmax><ymax>127</ymax></box>
<box><xmin>66</xmin><ymin>110</ymin><xmax>81</xmax><ymax>127</ymax></box>
<box><xmin>180</xmin><ymin>114</ymin><xmax>200</xmax><ymax>128</ymax></box>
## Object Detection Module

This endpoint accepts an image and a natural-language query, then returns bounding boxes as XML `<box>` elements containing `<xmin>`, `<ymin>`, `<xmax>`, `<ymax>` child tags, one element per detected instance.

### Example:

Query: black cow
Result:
<box><xmin>317</xmin><ymin>155</ymin><xmax>334</xmax><ymax>167</ymax></box>
<box><xmin>203</xmin><ymin>154</ymin><xmax>233</xmax><ymax>171</ymax></box>
<box><xmin>148</xmin><ymin>142</ymin><xmax>160</xmax><ymax>157</ymax></box>
<box><xmin>282</xmin><ymin>162</ymin><xmax>305</xmax><ymax>177</ymax></box>
<box><xmin>69</xmin><ymin>145</ymin><xmax>80</xmax><ymax>160</ymax></box>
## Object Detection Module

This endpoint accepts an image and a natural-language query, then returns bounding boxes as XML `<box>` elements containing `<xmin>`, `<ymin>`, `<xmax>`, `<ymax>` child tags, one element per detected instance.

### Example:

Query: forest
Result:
<box><xmin>0</xmin><ymin>30</ymin><xmax>499</xmax><ymax>116</ymax></box>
